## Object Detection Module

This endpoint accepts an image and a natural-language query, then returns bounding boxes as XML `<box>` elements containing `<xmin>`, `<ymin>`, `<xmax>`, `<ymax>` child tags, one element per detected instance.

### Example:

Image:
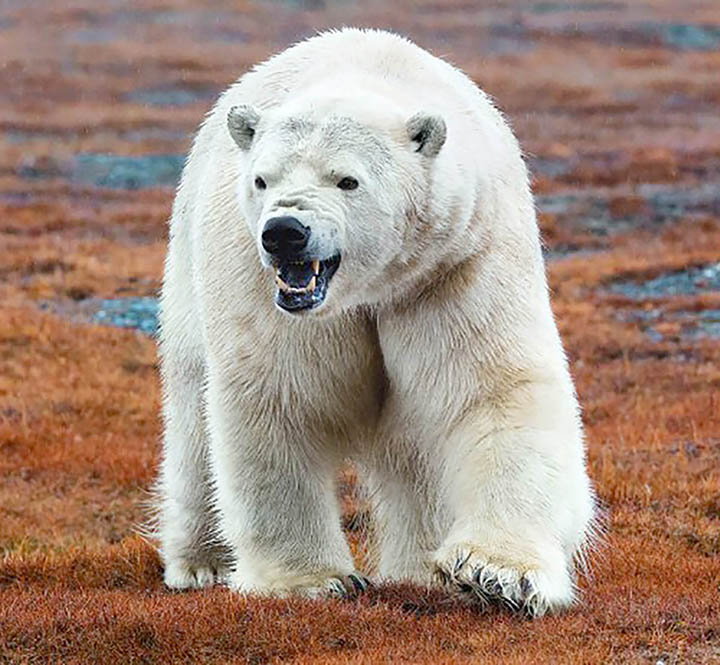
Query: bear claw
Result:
<box><xmin>433</xmin><ymin>545</ymin><xmax>567</xmax><ymax>617</ymax></box>
<box><xmin>301</xmin><ymin>573</ymin><xmax>373</xmax><ymax>599</ymax></box>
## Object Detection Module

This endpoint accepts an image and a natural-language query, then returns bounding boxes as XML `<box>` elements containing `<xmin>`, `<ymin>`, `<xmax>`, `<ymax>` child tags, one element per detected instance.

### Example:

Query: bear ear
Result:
<box><xmin>406</xmin><ymin>113</ymin><xmax>446</xmax><ymax>158</ymax></box>
<box><xmin>227</xmin><ymin>105</ymin><xmax>260</xmax><ymax>151</ymax></box>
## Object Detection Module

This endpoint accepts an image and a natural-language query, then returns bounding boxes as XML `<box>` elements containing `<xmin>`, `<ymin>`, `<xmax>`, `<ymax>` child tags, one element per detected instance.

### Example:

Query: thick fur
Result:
<box><xmin>156</xmin><ymin>28</ymin><xmax>595</xmax><ymax>615</ymax></box>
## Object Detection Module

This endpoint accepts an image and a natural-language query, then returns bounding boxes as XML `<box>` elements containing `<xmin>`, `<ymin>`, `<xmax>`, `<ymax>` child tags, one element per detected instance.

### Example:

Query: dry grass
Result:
<box><xmin>1</xmin><ymin>0</ymin><xmax>719</xmax><ymax>662</ymax></box>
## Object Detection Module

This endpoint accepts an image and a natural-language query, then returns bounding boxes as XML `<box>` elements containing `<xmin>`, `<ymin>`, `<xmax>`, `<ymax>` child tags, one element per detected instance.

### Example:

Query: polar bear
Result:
<box><xmin>156</xmin><ymin>28</ymin><xmax>595</xmax><ymax>616</ymax></box>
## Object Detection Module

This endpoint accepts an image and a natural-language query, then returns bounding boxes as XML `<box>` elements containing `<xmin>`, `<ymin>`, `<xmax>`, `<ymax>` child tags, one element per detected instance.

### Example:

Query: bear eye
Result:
<box><xmin>254</xmin><ymin>176</ymin><xmax>267</xmax><ymax>190</ymax></box>
<box><xmin>337</xmin><ymin>176</ymin><xmax>359</xmax><ymax>191</ymax></box>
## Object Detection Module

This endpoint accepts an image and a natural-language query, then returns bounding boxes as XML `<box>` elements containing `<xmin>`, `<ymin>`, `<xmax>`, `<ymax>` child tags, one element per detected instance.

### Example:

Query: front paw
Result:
<box><xmin>433</xmin><ymin>542</ymin><xmax>574</xmax><ymax>617</ymax></box>
<box><xmin>227</xmin><ymin>569</ymin><xmax>372</xmax><ymax>599</ymax></box>
<box><xmin>163</xmin><ymin>558</ymin><xmax>230</xmax><ymax>590</ymax></box>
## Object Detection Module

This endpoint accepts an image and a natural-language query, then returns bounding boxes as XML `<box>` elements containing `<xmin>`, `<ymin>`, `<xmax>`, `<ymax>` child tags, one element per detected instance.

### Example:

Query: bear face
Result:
<box><xmin>228</xmin><ymin>102</ymin><xmax>447</xmax><ymax>316</ymax></box>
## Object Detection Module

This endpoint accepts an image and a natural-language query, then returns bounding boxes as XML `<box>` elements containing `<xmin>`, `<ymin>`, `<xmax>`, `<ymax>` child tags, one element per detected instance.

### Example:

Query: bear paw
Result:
<box><xmin>300</xmin><ymin>573</ymin><xmax>373</xmax><ymax>599</ymax></box>
<box><xmin>163</xmin><ymin>559</ymin><xmax>229</xmax><ymax>590</ymax></box>
<box><xmin>433</xmin><ymin>543</ymin><xmax>574</xmax><ymax>617</ymax></box>
<box><xmin>227</xmin><ymin>570</ymin><xmax>372</xmax><ymax>599</ymax></box>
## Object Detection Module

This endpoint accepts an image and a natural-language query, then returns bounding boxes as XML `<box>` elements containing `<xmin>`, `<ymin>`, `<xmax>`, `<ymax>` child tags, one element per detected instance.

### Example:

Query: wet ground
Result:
<box><xmin>611</xmin><ymin>261</ymin><xmax>720</xmax><ymax>299</ymax></box>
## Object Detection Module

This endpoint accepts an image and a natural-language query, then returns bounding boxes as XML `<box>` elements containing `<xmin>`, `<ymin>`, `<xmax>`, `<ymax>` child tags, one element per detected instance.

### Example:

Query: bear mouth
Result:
<box><xmin>273</xmin><ymin>255</ymin><xmax>341</xmax><ymax>312</ymax></box>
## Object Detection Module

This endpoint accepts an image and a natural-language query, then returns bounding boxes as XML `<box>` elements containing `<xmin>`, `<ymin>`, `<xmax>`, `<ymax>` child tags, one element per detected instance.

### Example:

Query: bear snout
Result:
<box><xmin>261</xmin><ymin>216</ymin><xmax>311</xmax><ymax>258</ymax></box>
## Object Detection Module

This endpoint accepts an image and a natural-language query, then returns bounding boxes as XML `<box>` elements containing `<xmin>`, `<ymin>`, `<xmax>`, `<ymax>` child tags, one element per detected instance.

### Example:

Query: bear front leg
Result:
<box><xmin>157</xmin><ymin>354</ymin><xmax>231</xmax><ymax>590</ymax></box>
<box><xmin>205</xmin><ymin>370</ymin><xmax>367</xmax><ymax>598</ymax></box>
<box><xmin>365</xmin><ymin>447</ymin><xmax>448</xmax><ymax>584</ymax></box>
<box><xmin>433</xmin><ymin>423</ymin><xmax>592</xmax><ymax>616</ymax></box>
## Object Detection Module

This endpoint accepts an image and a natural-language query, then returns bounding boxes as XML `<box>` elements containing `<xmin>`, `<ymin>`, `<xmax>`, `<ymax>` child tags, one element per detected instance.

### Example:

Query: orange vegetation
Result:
<box><xmin>1</xmin><ymin>0</ymin><xmax>719</xmax><ymax>663</ymax></box>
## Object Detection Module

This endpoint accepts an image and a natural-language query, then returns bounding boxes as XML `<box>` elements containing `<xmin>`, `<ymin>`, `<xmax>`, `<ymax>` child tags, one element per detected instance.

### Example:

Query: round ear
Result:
<box><xmin>406</xmin><ymin>113</ymin><xmax>446</xmax><ymax>158</ymax></box>
<box><xmin>227</xmin><ymin>105</ymin><xmax>260</xmax><ymax>151</ymax></box>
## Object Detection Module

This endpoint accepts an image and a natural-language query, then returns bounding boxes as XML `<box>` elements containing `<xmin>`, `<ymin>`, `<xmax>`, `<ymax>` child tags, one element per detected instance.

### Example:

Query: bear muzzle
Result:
<box><xmin>260</xmin><ymin>216</ymin><xmax>341</xmax><ymax>313</ymax></box>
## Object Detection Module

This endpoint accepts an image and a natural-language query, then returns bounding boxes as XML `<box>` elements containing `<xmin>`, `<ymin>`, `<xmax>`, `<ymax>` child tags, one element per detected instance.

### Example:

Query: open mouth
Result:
<box><xmin>273</xmin><ymin>255</ymin><xmax>341</xmax><ymax>312</ymax></box>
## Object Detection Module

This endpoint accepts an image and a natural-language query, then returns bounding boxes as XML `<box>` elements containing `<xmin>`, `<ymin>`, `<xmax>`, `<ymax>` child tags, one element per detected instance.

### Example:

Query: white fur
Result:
<box><xmin>156</xmin><ymin>28</ymin><xmax>595</xmax><ymax>615</ymax></box>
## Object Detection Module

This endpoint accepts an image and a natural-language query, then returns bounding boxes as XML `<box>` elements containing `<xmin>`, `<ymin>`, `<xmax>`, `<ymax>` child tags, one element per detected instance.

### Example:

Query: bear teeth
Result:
<box><xmin>274</xmin><ymin>268</ymin><xmax>317</xmax><ymax>294</ymax></box>
<box><xmin>312</xmin><ymin>260</ymin><xmax>320</xmax><ymax>275</ymax></box>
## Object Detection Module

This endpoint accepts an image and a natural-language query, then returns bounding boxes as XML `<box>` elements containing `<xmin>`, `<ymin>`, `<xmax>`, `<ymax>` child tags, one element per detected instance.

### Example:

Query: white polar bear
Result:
<box><xmin>156</xmin><ymin>28</ymin><xmax>595</xmax><ymax>616</ymax></box>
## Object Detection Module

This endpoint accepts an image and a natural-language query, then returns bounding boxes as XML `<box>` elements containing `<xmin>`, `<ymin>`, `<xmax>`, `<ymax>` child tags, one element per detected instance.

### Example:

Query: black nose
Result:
<box><xmin>261</xmin><ymin>216</ymin><xmax>310</xmax><ymax>256</ymax></box>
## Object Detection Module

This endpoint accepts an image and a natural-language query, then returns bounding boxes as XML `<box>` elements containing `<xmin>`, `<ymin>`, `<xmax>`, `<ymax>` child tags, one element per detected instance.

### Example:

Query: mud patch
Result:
<box><xmin>610</xmin><ymin>263</ymin><xmax>720</xmax><ymax>299</ymax></box>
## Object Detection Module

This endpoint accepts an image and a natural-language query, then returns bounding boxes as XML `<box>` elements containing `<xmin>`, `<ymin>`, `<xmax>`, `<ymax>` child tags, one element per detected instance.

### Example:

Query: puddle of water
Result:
<box><xmin>543</xmin><ymin>247</ymin><xmax>602</xmax><ymax>262</ymax></box>
<box><xmin>125</xmin><ymin>86</ymin><xmax>217</xmax><ymax>107</ymax></box>
<box><xmin>93</xmin><ymin>298</ymin><xmax>159</xmax><ymax>336</ymax></box>
<box><xmin>536</xmin><ymin>182</ymin><xmax>720</xmax><ymax>236</ymax></box>
<box><xmin>536</xmin><ymin>193</ymin><xmax>616</xmax><ymax>236</ymax></box>
<box><xmin>570</xmin><ymin>22</ymin><xmax>720</xmax><ymax>51</ymax></box>
<box><xmin>6</xmin><ymin>127</ymin><xmax>187</xmax><ymax>144</ymax></box>
<box><xmin>618</xmin><ymin>308</ymin><xmax>720</xmax><ymax>342</ymax></box>
<box><xmin>531</xmin><ymin>2</ymin><xmax>622</xmax><ymax>13</ymax></box>
<box><xmin>637</xmin><ymin>182</ymin><xmax>720</xmax><ymax>221</ymax></box>
<box><xmin>655</xmin><ymin>23</ymin><xmax>720</xmax><ymax>51</ymax></box>
<box><xmin>72</xmin><ymin>153</ymin><xmax>184</xmax><ymax>190</ymax></box>
<box><xmin>256</xmin><ymin>0</ymin><xmax>351</xmax><ymax>7</ymax></box>
<box><xmin>610</xmin><ymin>262</ymin><xmax>720</xmax><ymax>299</ymax></box>
<box><xmin>528</xmin><ymin>156</ymin><xmax>574</xmax><ymax>179</ymax></box>
<box><xmin>70</xmin><ymin>28</ymin><xmax>117</xmax><ymax>44</ymax></box>
<box><xmin>17</xmin><ymin>153</ymin><xmax>184</xmax><ymax>189</ymax></box>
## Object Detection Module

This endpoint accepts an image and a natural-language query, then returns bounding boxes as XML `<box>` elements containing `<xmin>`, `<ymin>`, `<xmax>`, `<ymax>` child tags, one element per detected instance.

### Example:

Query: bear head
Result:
<box><xmin>228</xmin><ymin>93</ymin><xmax>446</xmax><ymax>316</ymax></box>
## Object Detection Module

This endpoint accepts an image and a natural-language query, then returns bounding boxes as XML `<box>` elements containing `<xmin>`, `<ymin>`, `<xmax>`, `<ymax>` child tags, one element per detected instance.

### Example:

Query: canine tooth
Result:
<box><xmin>312</xmin><ymin>260</ymin><xmax>320</xmax><ymax>275</ymax></box>
<box><xmin>307</xmin><ymin>275</ymin><xmax>316</xmax><ymax>291</ymax></box>
<box><xmin>275</xmin><ymin>274</ymin><xmax>291</xmax><ymax>292</ymax></box>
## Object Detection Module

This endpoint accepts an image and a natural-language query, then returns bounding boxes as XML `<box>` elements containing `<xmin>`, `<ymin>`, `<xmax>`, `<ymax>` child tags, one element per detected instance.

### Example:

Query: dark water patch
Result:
<box><xmin>561</xmin><ymin>22</ymin><xmax>720</xmax><ymax>51</ymax></box>
<box><xmin>93</xmin><ymin>298</ymin><xmax>159</xmax><ymax>336</ymax></box>
<box><xmin>636</xmin><ymin>182</ymin><xmax>720</xmax><ymax>223</ymax></box>
<box><xmin>656</xmin><ymin>23</ymin><xmax>720</xmax><ymax>51</ymax></box>
<box><xmin>6</xmin><ymin>130</ymin><xmax>61</xmax><ymax>143</ymax></box>
<box><xmin>486</xmin><ymin>23</ymin><xmax>536</xmax><ymax>55</ymax></box>
<box><xmin>531</xmin><ymin>2</ymin><xmax>622</xmax><ymax>13</ymax></box>
<box><xmin>72</xmin><ymin>153</ymin><xmax>184</xmax><ymax>190</ymax></box>
<box><xmin>617</xmin><ymin>308</ymin><xmax>720</xmax><ymax>342</ymax></box>
<box><xmin>528</xmin><ymin>155</ymin><xmax>574</xmax><ymax>180</ymax></box>
<box><xmin>536</xmin><ymin>193</ymin><xmax>615</xmax><ymax>236</ymax></box>
<box><xmin>256</xmin><ymin>0</ymin><xmax>353</xmax><ymax>8</ymax></box>
<box><xmin>536</xmin><ymin>182</ymin><xmax>720</xmax><ymax>236</ymax></box>
<box><xmin>610</xmin><ymin>263</ymin><xmax>720</xmax><ymax>300</ymax></box>
<box><xmin>109</xmin><ymin>8</ymin><xmax>203</xmax><ymax>25</ymax></box>
<box><xmin>543</xmin><ymin>247</ymin><xmax>603</xmax><ymax>262</ymax></box>
<box><xmin>122</xmin><ymin>127</ymin><xmax>189</xmax><ymax>143</ymax></box>
<box><xmin>205</xmin><ymin>26</ymin><xmax>250</xmax><ymax>43</ymax></box>
<box><xmin>125</xmin><ymin>86</ymin><xmax>217</xmax><ymax>107</ymax></box>
<box><xmin>6</xmin><ymin>127</ymin><xmax>188</xmax><ymax>144</ymax></box>
<box><xmin>16</xmin><ymin>153</ymin><xmax>184</xmax><ymax>189</ymax></box>
<box><xmin>70</xmin><ymin>28</ymin><xmax>117</xmax><ymax>44</ymax></box>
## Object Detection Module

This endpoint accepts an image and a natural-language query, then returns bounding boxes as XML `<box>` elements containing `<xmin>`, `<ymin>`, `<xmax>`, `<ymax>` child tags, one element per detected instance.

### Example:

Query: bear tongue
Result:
<box><xmin>277</xmin><ymin>261</ymin><xmax>316</xmax><ymax>289</ymax></box>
